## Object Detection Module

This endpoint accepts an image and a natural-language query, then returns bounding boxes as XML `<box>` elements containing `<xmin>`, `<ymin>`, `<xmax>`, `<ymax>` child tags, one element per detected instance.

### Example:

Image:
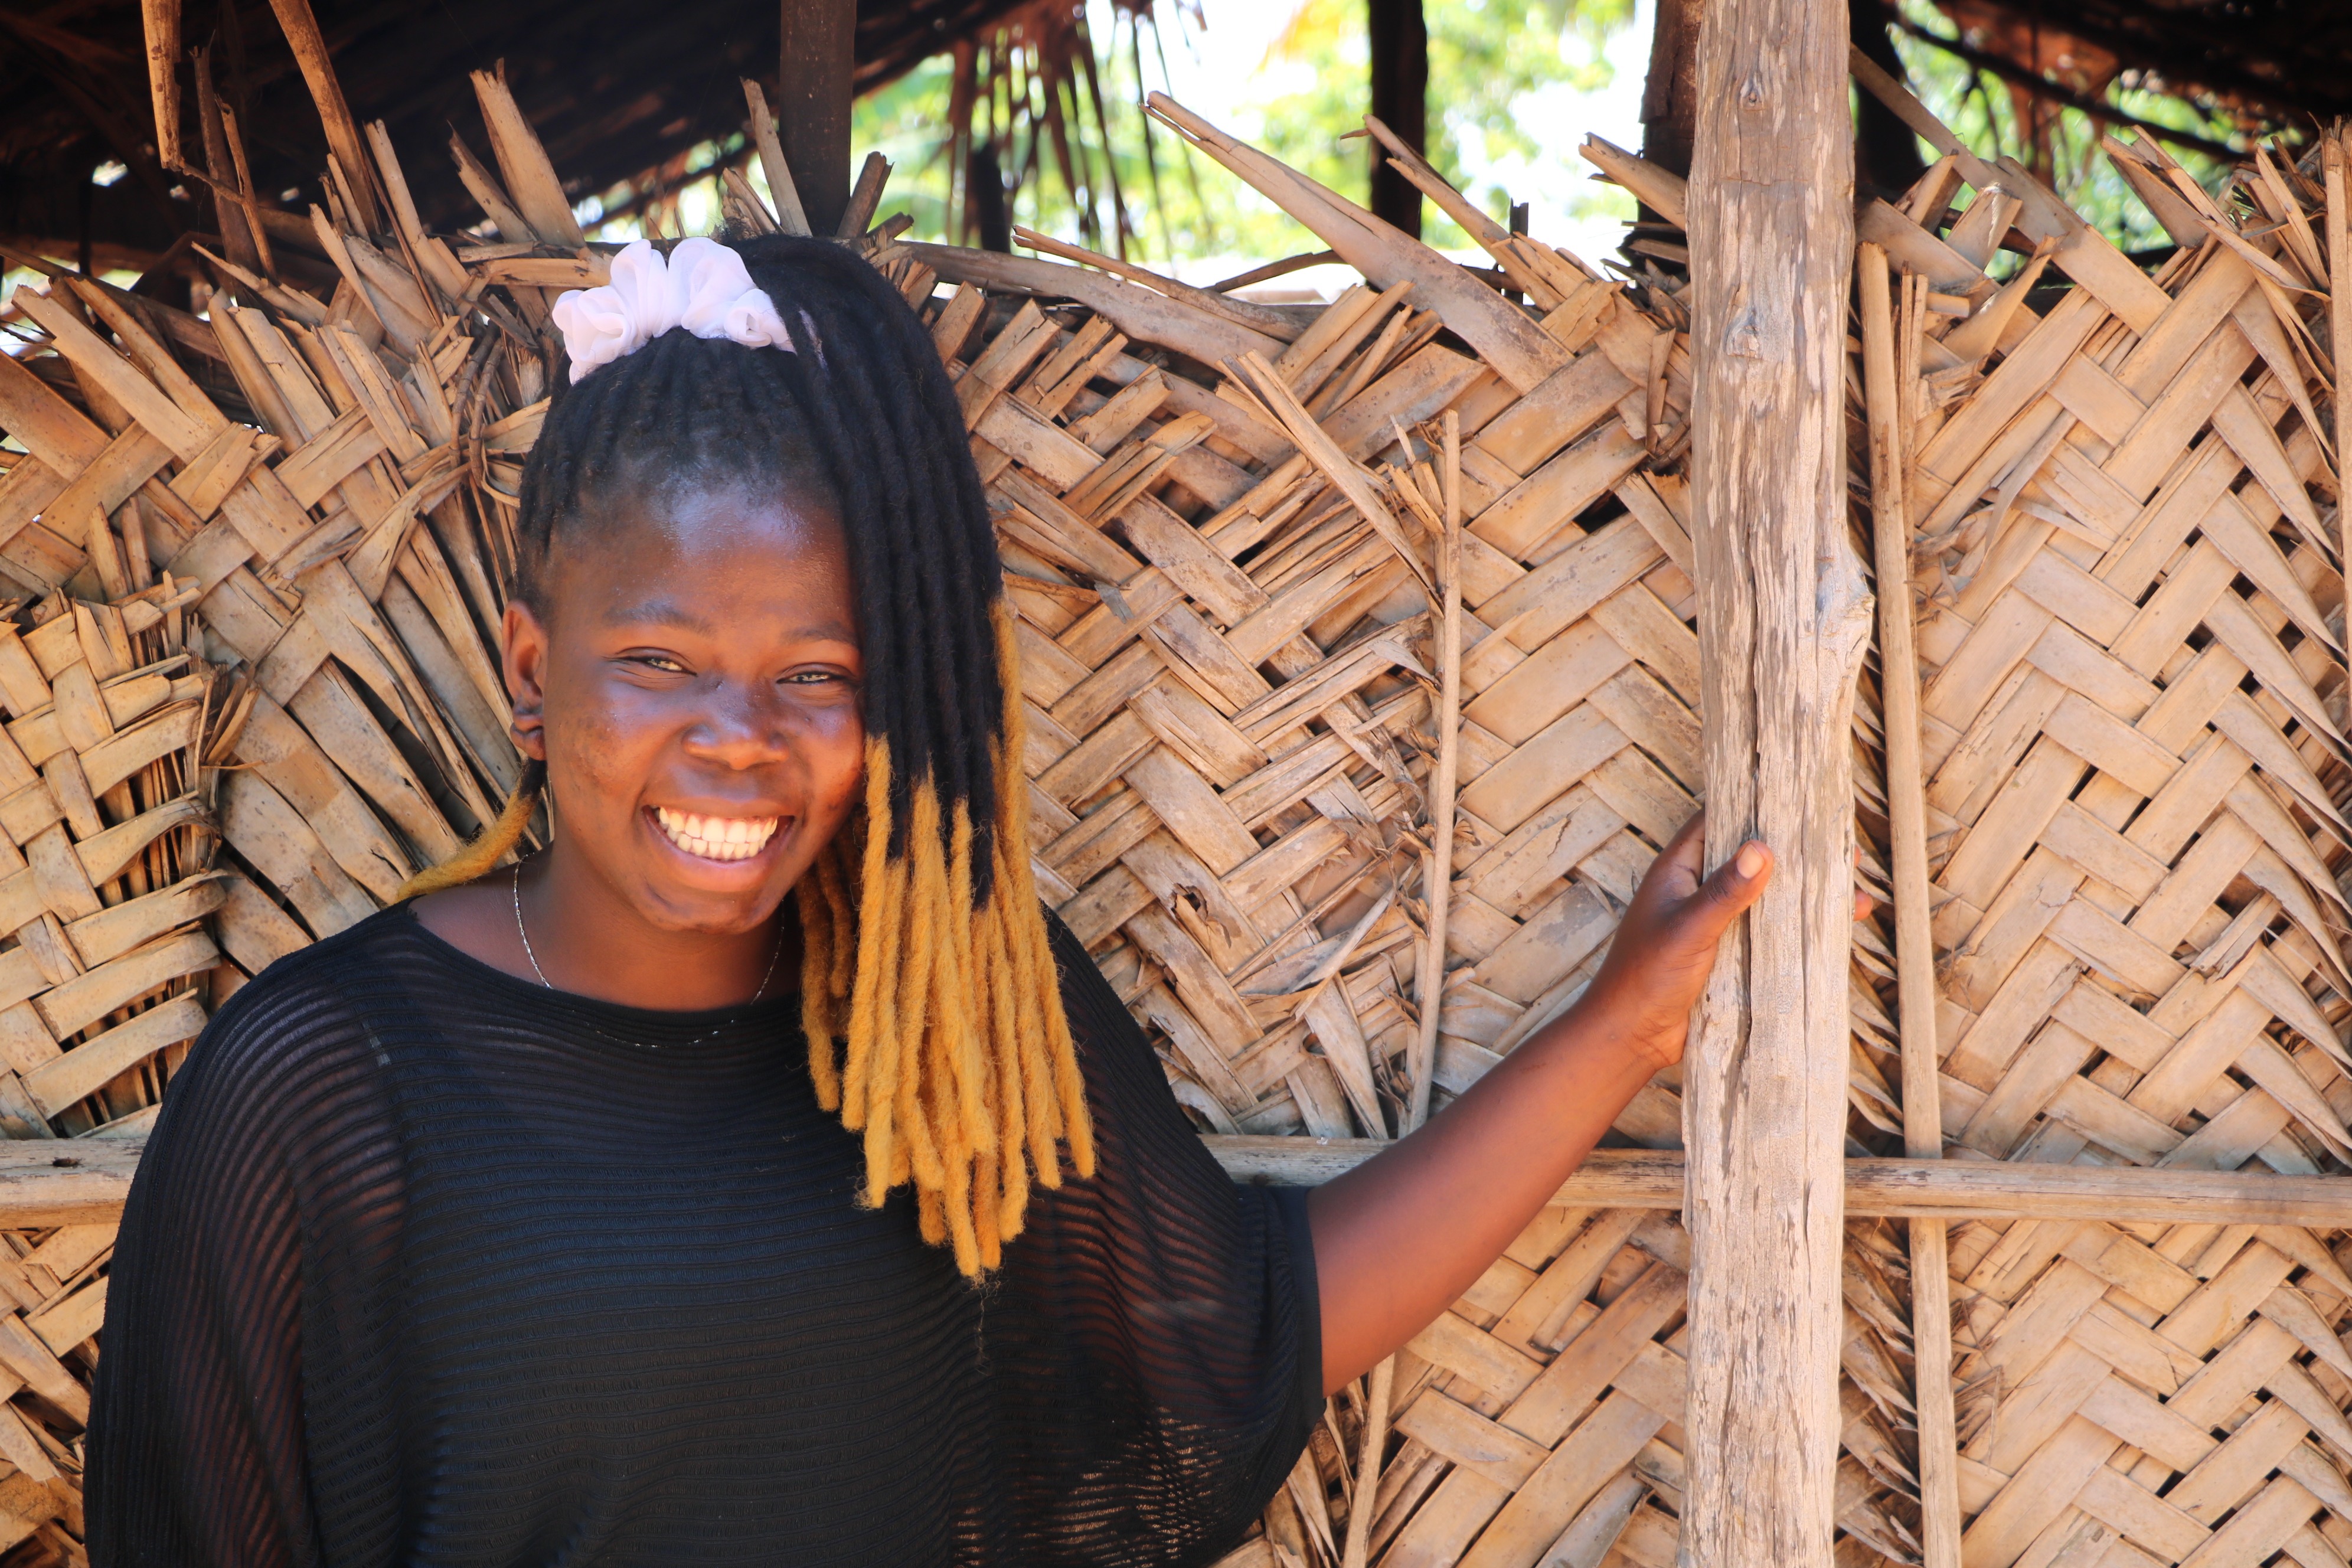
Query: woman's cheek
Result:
<box><xmin>550</xmin><ymin>703</ymin><xmax>632</xmax><ymax>806</ymax></box>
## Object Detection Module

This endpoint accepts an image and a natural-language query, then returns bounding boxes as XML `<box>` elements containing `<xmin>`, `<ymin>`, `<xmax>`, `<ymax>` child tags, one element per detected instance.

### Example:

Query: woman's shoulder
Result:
<box><xmin>218</xmin><ymin>903</ymin><xmax>425</xmax><ymax>1016</ymax></box>
<box><xmin>181</xmin><ymin>904</ymin><xmax>432</xmax><ymax>1084</ymax></box>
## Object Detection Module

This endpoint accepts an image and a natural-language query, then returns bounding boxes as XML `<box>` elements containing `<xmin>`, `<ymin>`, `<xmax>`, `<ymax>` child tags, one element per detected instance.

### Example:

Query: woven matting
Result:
<box><xmin>0</xmin><ymin>51</ymin><xmax>2347</xmax><ymax>1568</ymax></box>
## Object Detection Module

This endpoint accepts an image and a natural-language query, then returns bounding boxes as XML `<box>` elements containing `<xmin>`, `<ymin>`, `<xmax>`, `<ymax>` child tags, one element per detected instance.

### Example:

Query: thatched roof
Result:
<box><xmin>0</xmin><ymin>0</ymin><xmax>1034</xmax><ymax>276</ymax></box>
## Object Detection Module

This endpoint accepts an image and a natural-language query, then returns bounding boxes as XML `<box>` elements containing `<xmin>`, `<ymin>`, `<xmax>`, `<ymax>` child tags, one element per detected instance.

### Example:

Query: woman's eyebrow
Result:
<box><xmin>603</xmin><ymin>600</ymin><xmax>859</xmax><ymax>645</ymax></box>
<box><xmin>602</xmin><ymin>599</ymin><xmax>713</xmax><ymax>633</ymax></box>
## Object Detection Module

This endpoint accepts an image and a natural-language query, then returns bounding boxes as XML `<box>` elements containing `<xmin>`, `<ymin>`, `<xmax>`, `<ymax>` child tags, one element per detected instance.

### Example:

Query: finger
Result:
<box><xmin>1651</xmin><ymin>809</ymin><xmax>1710</xmax><ymax>881</ymax></box>
<box><xmin>1687</xmin><ymin>838</ymin><xmax>1772</xmax><ymax>930</ymax></box>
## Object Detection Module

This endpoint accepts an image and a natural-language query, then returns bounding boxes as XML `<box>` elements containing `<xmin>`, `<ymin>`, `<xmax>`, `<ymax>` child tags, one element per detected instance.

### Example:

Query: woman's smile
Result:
<box><xmin>647</xmin><ymin>805</ymin><xmax>786</xmax><ymax>864</ymax></box>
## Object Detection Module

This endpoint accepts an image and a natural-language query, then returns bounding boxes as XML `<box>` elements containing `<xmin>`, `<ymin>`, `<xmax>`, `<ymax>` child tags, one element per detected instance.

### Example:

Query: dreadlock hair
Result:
<box><xmin>394</xmin><ymin>234</ymin><xmax>1092</xmax><ymax>1275</ymax></box>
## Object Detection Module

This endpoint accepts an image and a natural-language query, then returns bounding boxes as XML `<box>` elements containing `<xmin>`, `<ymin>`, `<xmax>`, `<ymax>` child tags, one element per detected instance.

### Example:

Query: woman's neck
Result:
<box><xmin>413</xmin><ymin>847</ymin><xmax>793</xmax><ymax>1011</ymax></box>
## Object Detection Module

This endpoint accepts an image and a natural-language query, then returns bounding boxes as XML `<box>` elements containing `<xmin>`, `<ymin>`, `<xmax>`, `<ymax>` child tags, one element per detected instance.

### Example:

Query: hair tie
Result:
<box><xmin>550</xmin><ymin>238</ymin><xmax>795</xmax><ymax>383</ymax></box>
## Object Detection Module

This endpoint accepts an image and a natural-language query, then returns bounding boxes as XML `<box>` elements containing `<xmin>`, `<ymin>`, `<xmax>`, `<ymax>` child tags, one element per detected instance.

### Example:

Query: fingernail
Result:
<box><xmin>1735</xmin><ymin>842</ymin><xmax>1766</xmax><ymax>879</ymax></box>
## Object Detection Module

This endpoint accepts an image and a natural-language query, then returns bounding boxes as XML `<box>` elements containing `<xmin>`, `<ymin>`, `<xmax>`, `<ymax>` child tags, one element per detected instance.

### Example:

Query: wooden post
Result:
<box><xmin>140</xmin><ymin>0</ymin><xmax>183</xmax><ymax>172</ymax></box>
<box><xmin>1847</xmin><ymin>0</ymin><xmax>1926</xmax><ymax>195</ymax></box>
<box><xmin>779</xmin><ymin>0</ymin><xmax>856</xmax><ymax>236</ymax></box>
<box><xmin>1860</xmin><ymin>249</ymin><xmax>1960</xmax><ymax>1568</ymax></box>
<box><xmin>1639</xmin><ymin>0</ymin><xmax>1704</xmax><ymax>177</ymax></box>
<box><xmin>1679</xmin><ymin>0</ymin><xmax>1863</xmax><ymax>1559</ymax></box>
<box><xmin>1367</xmin><ymin>0</ymin><xmax>1428</xmax><ymax>237</ymax></box>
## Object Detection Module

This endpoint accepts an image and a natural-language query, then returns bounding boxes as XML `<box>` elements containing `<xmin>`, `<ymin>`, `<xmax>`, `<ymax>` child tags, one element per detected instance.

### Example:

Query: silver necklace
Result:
<box><xmin>512</xmin><ymin>863</ymin><xmax>782</xmax><ymax>1047</ymax></box>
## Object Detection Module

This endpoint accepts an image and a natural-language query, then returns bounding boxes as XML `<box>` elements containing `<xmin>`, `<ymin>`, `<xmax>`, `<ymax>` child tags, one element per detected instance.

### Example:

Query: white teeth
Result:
<box><xmin>652</xmin><ymin>806</ymin><xmax>780</xmax><ymax>863</ymax></box>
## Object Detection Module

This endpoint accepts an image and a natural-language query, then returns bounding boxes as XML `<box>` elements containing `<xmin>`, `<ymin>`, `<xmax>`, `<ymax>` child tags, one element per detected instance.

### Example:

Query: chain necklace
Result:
<box><xmin>512</xmin><ymin>862</ymin><xmax>782</xmax><ymax>1048</ymax></box>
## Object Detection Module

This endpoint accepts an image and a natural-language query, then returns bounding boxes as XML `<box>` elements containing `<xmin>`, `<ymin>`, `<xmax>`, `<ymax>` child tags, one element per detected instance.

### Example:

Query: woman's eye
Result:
<box><xmin>782</xmin><ymin>670</ymin><xmax>844</xmax><ymax>687</ymax></box>
<box><xmin>631</xmin><ymin>654</ymin><xmax>688</xmax><ymax>674</ymax></box>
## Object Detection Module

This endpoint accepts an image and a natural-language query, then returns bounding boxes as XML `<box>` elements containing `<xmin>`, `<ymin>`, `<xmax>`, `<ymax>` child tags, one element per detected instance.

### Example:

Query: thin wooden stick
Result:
<box><xmin>1405</xmin><ymin>409</ymin><xmax>1462</xmax><ymax>1133</ymax></box>
<box><xmin>264</xmin><ymin>0</ymin><xmax>383</xmax><ymax>233</ymax></box>
<box><xmin>1338</xmin><ymin>1354</ymin><xmax>1393</xmax><ymax>1568</ymax></box>
<box><xmin>217</xmin><ymin>104</ymin><xmax>274</xmax><ymax>280</ymax></box>
<box><xmin>741</xmin><ymin>80</ymin><xmax>812</xmax><ymax>238</ymax></box>
<box><xmin>1860</xmin><ymin>241</ymin><xmax>1959</xmax><ymax>1568</ymax></box>
<box><xmin>837</xmin><ymin>151</ymin><xmax>893</xmax><ymax>240</ymax></box>
<box><xmin>2328</xmin><ymin>132</ymin><xmax>2351</xmax><ymax>582</ymax></box>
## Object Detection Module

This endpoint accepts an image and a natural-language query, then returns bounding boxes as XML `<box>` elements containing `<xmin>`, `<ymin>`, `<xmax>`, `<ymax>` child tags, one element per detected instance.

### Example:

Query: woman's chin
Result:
<box><xmin>624</xmin><ymin>852</ymin><xmax>807</xmax><ymax>938</ymax></box>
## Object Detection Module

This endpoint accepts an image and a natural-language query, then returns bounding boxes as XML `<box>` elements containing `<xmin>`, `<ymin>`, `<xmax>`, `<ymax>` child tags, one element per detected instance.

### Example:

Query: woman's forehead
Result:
<box><xmin>547</xmin><ymin>482</ymin><xmax>857</xmax><ymax>633</ymax></box>
<box><xmin>567</xmin><ymin>480</ymin><xmax>848</xmax><ymax>571</ymax></box>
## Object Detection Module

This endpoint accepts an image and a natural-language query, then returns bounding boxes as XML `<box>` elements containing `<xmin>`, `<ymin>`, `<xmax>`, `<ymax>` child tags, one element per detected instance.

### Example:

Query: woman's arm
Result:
<box><xmin>1307</xmin><ymin>813</ymin><xmax>1775</xmax><ymax>1393</ymax></box>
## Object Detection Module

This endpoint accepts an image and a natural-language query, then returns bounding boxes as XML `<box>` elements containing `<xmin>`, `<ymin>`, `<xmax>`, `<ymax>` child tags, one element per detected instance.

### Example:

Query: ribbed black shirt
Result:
<box><xmin>86</xmin><ymin>905</ymin><xmax>1321</xmax><ymax>1567</ymax></box>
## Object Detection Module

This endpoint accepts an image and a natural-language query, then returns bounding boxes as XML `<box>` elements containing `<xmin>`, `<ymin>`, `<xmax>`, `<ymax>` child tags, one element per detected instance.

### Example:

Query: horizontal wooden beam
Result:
<box><xmin>0</xmin><ymin>1138</ymin><xmax>2334</xmax><ymax>1234</ymax></box>
<box><xmin>1203</xmin><ymin>1138</ymin><xmax>2352</xmax><ymax>1229</ymax></box>
<box><xmin>0</xmin><ymin>1139</ymin><xmax>144</xmax><ymax>1227</ymax></box>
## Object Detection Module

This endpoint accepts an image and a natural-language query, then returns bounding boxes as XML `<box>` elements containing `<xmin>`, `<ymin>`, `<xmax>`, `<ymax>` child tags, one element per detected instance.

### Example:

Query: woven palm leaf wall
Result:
<box><xmin>0</xmin><ymin>67</ymin><xmax>1909</xmax><ymax>1563</ymax></box>
<box><xmin>1837</xmin><ymin>96</ymin><xmax>2352</xmax><ymax>1568</ymax></box>
<box><xmin>0</xmin><ymin>46</ymin><xmax>2345</xmax><ymax>1568</ymax></box>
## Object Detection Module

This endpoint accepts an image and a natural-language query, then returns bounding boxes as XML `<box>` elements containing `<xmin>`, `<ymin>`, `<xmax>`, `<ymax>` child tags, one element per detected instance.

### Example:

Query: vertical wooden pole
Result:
<box><xmin>1367</xmin><ymin>0</ymin><xmax>1429</xmax><ymax>237</ymax></box>
<box><xmin>1639</xmin><ymin>0</ymin><xmax>1704</xmax><ymax>178</ymax></box>
<box><xmin>1846</xmin><ymin>0</ymin><xmax>1926</xmax><ymax>195</ymax></box>
<box><xmin>1678</xmin><ymin>0</ymin><xmax>1862</xmax><ymax>1559</ymax></box>
<box><xmin>1860</xmin><ymin>247</ymin><xmax>1960</xmax><ymax>1568</ymax></box>
<box><xmin>779</xmin><ymin>0</ymin><xmax>856</xmax><ymax>236</ymax></box>
<box><xmin>140</xmin><ymin>0</ymin><xmax>184</xmax><ymax>172</ymax></box>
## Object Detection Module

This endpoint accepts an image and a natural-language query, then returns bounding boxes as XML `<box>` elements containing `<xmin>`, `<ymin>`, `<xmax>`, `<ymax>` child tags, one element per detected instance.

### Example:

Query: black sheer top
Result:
<box><xmin>86</xmin><ymin>904</ymin><xmax>1321</xmax><ymax>1567</ymax></box>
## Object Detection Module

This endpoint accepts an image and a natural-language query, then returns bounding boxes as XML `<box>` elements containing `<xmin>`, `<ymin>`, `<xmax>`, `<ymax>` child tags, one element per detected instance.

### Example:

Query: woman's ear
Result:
<box><xmin>503</xmin><ymin>599</ymin><xmax>551</xmax><ymax>762</ymax></box>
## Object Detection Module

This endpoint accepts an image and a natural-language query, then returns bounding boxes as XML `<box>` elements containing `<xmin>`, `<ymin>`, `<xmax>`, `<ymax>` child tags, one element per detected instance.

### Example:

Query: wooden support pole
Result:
<box><xmin>1847</xmin><ymin>0</ymin><xmax>1926</xmax><ymax>195</ymax></box>
<box><xmin>1680</xmin><ymin>0</ymin><xmax>1862</xmax><ymax>1557</ymax></box>
<box><xmin>139</xmin><ymin>0</ymin><xmax>184</xmax><ymax>172</ymax></box>
<box><xmin>39</xmin><ymin>1138</ymin><xmax>2352</xmax><ymax>1233</ymax></box>
<box><xmin>779</xmin><ymin>0</ymin><xmax>857</xmax><ymax>237</ymax></box>
<box><xmin>1639</xmin><ymin>0</ymin><xmax>1704</xmax><ymax>178</ymax></box>
<box><xmin>1367</xmin><ymin>0</ymin><xmax>1429</xmax><ymax>237</ymax></box>
<box><xmin>1860</xmin><ymin>245</ymin><xmax>1959</xmax><ymax>1568</ymax></box>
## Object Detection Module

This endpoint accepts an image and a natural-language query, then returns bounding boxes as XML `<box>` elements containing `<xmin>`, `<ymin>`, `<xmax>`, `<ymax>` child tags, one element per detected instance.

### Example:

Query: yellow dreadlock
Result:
<box><xmin>800</xmin><ymin>602</ymin><xmax>1092</xmax><ymax>1273</ymax></box>
<box><xmin>393</xmin><ymin>760</ymin><xmax>544</xmax><ymax>902</ymax></box>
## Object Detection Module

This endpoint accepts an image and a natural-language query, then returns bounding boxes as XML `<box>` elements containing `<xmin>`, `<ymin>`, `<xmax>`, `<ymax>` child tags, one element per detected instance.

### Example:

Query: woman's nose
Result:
<box><xmin>681</xmin><ymin>682</ymin><xmax>788</xmax><ymax>766</ymax></box>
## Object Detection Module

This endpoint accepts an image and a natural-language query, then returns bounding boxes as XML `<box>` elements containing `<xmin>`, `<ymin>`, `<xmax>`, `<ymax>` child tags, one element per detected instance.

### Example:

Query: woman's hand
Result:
<box><xmin>1579</xmin><ymin>812</ymin><xmax>1773</xmax><ymax>1075</ymax></box>
<box><xmin>1307</xmin><ymin>810</ymin><xmax>1869</xmax><ymax>1392</ymax></box>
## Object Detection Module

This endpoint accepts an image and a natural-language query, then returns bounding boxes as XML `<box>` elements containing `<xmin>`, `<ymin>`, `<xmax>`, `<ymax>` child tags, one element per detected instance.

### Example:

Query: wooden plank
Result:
<box><xmin>0</xmin><ymin>1138</ymin><xmax>144</xmax><ymax>1225</ymax></box>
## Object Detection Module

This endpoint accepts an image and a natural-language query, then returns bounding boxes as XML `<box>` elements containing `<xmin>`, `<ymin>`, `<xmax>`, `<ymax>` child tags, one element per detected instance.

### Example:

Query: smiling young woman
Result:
<box><xmin>83</xmin><ymin>235</ymin><xmax>1782</xmax><ymax>1568</ymax></box>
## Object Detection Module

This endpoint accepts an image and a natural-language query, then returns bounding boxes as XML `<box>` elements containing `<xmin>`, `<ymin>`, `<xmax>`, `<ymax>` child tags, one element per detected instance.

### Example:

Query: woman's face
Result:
<box><xmin>502</xmin><ymin>479</ymin><xmax>867</xmax><ymax>936</ymax></box>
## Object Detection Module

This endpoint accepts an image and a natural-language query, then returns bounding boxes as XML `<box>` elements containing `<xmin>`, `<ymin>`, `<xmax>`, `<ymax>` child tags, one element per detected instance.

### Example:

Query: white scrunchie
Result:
<box><xmin>550</xmin><ymin>238</ymin><xmax>795</xmax><ymax>383</ymax></box>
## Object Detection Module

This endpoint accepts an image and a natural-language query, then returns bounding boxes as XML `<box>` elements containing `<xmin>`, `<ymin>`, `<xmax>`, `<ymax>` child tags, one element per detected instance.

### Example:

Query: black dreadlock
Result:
<box><xmin>398</xmin><ymin>236</ymin><xmax>1091</xmax><ymax>1275</ymax></box>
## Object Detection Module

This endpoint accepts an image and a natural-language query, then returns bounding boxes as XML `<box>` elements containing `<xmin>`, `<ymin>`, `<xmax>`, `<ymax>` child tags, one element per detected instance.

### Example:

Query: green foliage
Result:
<box><xmin>850</xmin><ymin>0</ymin><xmax>1637</xmax><ymax>266</ymax></box>
<box><xmin>1883</xmin><ymin>0</ymin><xmax>2244</xmax><ymax>259</ymax></box>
